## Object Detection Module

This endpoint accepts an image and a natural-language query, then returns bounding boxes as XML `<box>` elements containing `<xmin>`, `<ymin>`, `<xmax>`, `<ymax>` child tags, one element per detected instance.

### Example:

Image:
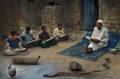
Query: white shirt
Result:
<box><xmin>53</xmin><ymin>28</ymin><xmax>65</xmax><ymax>37</ymax></box>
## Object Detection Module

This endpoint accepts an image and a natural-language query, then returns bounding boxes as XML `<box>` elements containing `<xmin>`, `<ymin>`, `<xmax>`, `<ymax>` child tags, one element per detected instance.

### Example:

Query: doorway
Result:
<box><xmin>81</xmin><ymin>0</ymin><xmax>99</xmax><ymax>31</ymax></box>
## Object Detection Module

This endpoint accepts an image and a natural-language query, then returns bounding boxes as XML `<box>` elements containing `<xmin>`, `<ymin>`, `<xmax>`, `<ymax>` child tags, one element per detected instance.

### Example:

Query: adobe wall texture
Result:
<box><xmin>0</xmin><ymin>0</ymin><xmax>22</xmax><ymax>48</ymax></box>
<box><xmin>99</xmin><ymin>0</ymin><xmax>120</xmax><ymax>32</ymax></box>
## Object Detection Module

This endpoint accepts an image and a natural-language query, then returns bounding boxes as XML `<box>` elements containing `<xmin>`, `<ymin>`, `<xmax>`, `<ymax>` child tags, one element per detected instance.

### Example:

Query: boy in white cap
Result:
<box><xmin>53</xmin><ymin>23</ymin><xmax>69</xmax><ymax>41</ymax></box>
<box><xmin>84</xmin><ymin>20</ymin><xmax>109</xmax><ymax>53</ymax></box>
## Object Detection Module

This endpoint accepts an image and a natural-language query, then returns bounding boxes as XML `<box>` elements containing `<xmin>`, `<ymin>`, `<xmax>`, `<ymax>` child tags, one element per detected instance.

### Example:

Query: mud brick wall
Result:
<box><xmin>0</xmin><ymin>0</ymin><xmax>22</xmax><ymax>49</ymax></box>
<box><xmin>41</xmin><ymin>5</ymin><xmax>63</xmax><ymax>33</ymax></box>
<box><xmin>99</xmin><ymin>0</ymin><xmax>120</xmax><ymax>32</ymax></box>
<box><xmin>60</xmin><ymin>0</ymin><xmax>81</xmax><ymax>31</ymax></box>
<box><xmin>0</xmin><ymin>0</ymin><xmax>120</xmax><ymax>33</ymax></box>
<box><xmin>20</xmin><ymin>0</ymin><xmax>47</xmax><ymax>29</ymax></box>
<box><xmin>70</xmin><ymin>0</ymin><xmax>81</xmax><ymax>30</ymax></box>
<box><xmin>0</xmin><ymin>0</ymin><xmax>22</xmax><ymax>33</ymax></box>
<box><xmin>41</xmin><ymin>0</ymin><xmax>81</xmax><ymax>32</ymax></box>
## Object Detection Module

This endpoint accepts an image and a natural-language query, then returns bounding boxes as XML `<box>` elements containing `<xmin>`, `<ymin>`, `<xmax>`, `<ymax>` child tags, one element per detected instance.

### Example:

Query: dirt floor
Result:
<box><xmin>0</xmin><ymin>31</ymin><xmax>120</xmax><ymax>79</ymax></box>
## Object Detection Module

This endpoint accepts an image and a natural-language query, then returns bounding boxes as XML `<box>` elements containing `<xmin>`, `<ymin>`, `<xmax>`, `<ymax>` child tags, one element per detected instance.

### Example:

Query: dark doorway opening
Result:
<box><xmin>81</xmin><ymin>0</ymin><xmax>99</xmax><ymax>31</ymax></box>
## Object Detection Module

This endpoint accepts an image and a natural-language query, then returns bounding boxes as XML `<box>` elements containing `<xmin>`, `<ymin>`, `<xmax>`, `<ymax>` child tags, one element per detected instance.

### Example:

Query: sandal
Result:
<box><xmin>105</xmin><ymin>58</ymin><xmax>111</xmax><ymax>63</ymax></box>
<box><xmin>102</xmin><ymin>63</ymin><xmax>110</xmax><ymax>69</ymax></box>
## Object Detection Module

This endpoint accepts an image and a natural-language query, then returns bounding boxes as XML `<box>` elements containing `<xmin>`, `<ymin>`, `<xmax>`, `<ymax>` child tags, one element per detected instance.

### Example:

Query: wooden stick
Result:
<box><xmin>44</xmin><ymin>70</ymin><xmax>106</xmax><ymax>78</ymax></box>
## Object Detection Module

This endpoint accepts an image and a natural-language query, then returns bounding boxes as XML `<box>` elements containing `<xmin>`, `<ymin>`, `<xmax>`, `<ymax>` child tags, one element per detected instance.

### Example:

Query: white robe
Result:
<box><xmin>88</xmin><ymin>27</ymin><xmax>109</xmax><ymax>51</ymax></box>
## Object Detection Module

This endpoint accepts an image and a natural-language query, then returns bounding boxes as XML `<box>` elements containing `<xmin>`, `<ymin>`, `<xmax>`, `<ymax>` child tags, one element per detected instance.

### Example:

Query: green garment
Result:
<box><xmin>115</xmin><ymin>41</ymin><xmax>120</xmax><ymax>51</ymax></box>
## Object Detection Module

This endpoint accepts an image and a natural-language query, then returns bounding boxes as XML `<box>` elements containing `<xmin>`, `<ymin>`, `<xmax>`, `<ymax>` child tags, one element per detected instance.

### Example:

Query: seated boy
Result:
<box><xmin>5</xmin><ymin>31</ymin><xmax>27</xmax><ymax>56</ymax></box>
<box><xmin>39</xmin><ymin>26</ymin><xmax>50</xmax><ymax>41</ymax></box>
<box><xmin>53</xmin><ymin>23</ymin><xmax>69</xmax><ymax>41</ymax></box>
<box><xmin>21</xmin><ymin>26</ymin><xmax>40</xmax><ymax>48</ymax></box>
<box><xmin>39</xmin><ymin>26</ymin><xmax>57</xmax><ymax>48</ymax></box>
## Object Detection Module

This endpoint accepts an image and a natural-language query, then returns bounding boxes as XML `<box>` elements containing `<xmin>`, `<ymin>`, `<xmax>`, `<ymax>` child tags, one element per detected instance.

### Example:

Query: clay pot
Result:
<box><xmin>69</xmin><ymin>61</ymin><xmax>83</xmax><ymax>71</ymax></box>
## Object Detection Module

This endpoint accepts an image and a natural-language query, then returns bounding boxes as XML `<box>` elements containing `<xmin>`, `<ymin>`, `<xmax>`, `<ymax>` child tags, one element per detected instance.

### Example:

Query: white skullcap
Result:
<box><xmin>97</xmin><ymin>20</ymin><xmax>103</xmax><ymax>24</ymax></box>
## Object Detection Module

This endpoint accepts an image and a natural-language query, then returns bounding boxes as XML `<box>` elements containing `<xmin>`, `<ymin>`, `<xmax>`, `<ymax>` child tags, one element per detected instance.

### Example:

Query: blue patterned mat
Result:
<box><xmin>59</xmin><ymin>32</ymin><xmax>120</xmax><ymax>61</ymax></box>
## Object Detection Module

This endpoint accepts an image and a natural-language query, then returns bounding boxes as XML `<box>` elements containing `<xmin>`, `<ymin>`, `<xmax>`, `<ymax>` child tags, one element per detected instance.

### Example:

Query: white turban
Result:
<box><xmin>97</xmin><ymin>20</ymin><xmax>103</xmax><ymax>24</ymax></box>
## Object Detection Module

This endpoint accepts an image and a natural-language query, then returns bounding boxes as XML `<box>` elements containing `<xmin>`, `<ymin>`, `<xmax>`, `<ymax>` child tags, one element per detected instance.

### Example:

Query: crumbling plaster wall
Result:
<box><xmin>99</xmin><ymin>0</ymin><xmax>120</xmax><ymax>32</ymax></box>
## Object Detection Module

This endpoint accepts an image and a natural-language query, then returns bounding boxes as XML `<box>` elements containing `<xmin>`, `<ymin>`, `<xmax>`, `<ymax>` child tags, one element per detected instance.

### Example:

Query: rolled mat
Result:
<box><xmin>12</xmin><ymin>56</ymin><xmax>41</xmax><ymax>65</ymax></box>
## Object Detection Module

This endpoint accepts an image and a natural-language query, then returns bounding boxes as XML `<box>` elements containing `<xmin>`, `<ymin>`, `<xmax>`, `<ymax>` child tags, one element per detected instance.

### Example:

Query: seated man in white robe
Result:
<box><xmin>84</xmin><ymin>20</ymin><xmax>109</xmax><ymax>53</ymax></box>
